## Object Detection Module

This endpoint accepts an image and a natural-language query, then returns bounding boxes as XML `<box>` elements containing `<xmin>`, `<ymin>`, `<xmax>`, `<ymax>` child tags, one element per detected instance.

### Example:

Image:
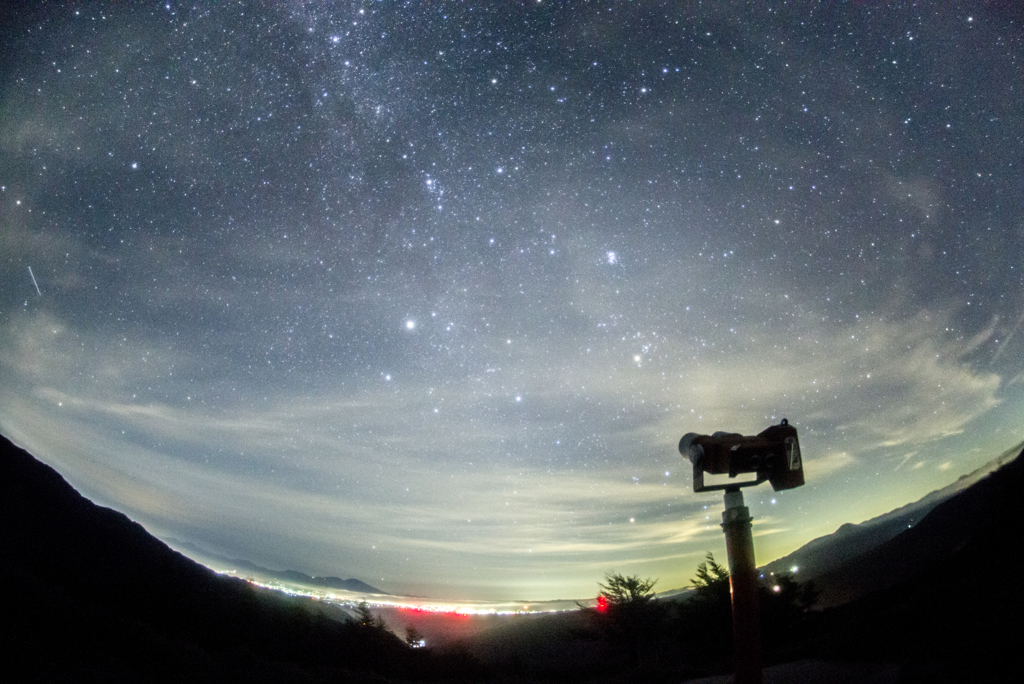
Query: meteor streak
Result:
<box><xmin>28</xmin><ymin>266</ymin><xmax>41</xmax><ymax>295</ymax></box>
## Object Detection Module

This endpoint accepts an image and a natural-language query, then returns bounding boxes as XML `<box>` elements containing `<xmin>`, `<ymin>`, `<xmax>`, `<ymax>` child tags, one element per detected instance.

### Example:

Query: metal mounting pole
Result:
<box><xmin>722</xmin><ymin>487</ymin><xmax>761</xmax><ymax>684</ymax></box>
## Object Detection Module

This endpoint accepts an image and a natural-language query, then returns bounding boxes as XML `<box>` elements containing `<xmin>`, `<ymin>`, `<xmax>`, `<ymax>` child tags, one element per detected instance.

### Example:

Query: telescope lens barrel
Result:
<box><xmin>678</xmin><ymin>433</ymin><xmax>703</xmax><ymax>465</ymax></box>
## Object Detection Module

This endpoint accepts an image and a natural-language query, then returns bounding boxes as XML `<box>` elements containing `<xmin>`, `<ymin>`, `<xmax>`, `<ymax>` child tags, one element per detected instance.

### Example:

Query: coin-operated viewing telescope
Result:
<box><xmin>677</xmin><ymin>418</ymin><xmax>805</xmax><ymax>684</ymax></box>
<box><xmin>679</xmin><ymin>418</ymin><xmax>804</xmax><ymax>493</ymax></box>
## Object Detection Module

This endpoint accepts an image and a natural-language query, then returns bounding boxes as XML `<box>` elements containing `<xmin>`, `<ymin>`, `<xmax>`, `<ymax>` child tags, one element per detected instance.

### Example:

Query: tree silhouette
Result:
<box><xmin>354</xmin><ymin>601</ymin><xmax>387</xmax><ymax>631</ymax></box>
<box><xmin>598</xmin><ymin>573</ymin><xmax>658</xmax><ymax>608</ymax></box>
<box><xmin>355</xmin><ymin>601</ymin><xmax>375</xmax><ymax>626</ymax></box>
<box><xmin>592</xmin><ymin>572</ymin><xmax>662</xmax><ymax>666</ymax></box>
<box><xmin>673</xmin><ymin>553</ymin><xmax>733</xmax><ymax>668</ymax></box>
<box><xmin>672</xmin><ymin>553</ymin><xmax>819</xmax><ymax>669</ymax></box>
<box><xmin>404</xmin><ymin>624</ymin><xmax>424</xmax><ymax>648</ymax></box>
<box><xmin>759</xmin><ymin>572</ymin><xmax>818</xmax><ymax>661</ymax></box>
<box><xmin>691</xmin><ymin>552</ymin><xmax>731</xmax><ymax>605</ymax></box>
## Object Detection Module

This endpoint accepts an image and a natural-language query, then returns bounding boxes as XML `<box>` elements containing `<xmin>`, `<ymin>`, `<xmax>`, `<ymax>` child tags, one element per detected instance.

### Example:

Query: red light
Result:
<box><xmin>596</xmin><ymin>596</ymin><xmax>608</xmax><ymax>613</ymax></box>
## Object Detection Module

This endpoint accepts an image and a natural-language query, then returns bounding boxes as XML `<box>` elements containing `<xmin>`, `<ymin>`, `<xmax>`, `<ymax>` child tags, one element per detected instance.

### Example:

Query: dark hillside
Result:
<box><xmin>759</xmin><ymin>441</ymin><xmax>1023</xmax><ymax>594</ymax></box>
<box><xmin>812</xmin><ymin>447</ymin><xmax>1024</xmax><ymax>606</ymax></box>
<box><xmin>0</xmin><ymin>434</ymin><xmax>414</xmax><ymax>682</ymax></box>
<box><xmin>804</xmin><ymin>447</ymin><xmax>1024</xmax><ymax>682</ymax></box>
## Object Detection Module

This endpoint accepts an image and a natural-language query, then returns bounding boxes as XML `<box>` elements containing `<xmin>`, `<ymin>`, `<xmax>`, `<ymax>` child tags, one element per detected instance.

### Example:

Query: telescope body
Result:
<box><xmin>679</xmin><ymin>420</ymin><xmax>804</xmax><ymax>492</ymax></box>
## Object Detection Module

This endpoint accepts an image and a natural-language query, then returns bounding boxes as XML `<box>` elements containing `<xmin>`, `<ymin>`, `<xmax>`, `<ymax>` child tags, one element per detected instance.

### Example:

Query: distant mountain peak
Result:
<box><xmin>760</xmin><ymin>443</ymin><xmax>1024</xmax><ymax>607</ymax></box>
<box><xmin>164</xmin><ymin>538</ymin><xmax>386</xmax><ymax>595</ymax></box>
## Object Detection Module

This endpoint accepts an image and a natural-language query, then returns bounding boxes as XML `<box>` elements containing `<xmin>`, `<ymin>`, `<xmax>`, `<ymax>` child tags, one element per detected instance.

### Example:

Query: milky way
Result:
<box><xmin>2</xmin><ymin>3</ymin><xmax>1022</xmax><ymax>600</ymax></box>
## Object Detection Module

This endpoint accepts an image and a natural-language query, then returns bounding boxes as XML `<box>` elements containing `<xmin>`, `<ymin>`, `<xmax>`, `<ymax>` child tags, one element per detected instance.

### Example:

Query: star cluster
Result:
<box><xmin>1</xmin><ymin>3</ymin><xmax>1022</xmax><ymax>600</ymax></box>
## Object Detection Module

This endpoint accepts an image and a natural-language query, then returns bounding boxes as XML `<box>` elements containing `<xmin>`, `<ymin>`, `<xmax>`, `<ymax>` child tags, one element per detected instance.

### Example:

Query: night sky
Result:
<box><xmin>2</xmin><ymin>2</ymin><xmax>1022</xmax><ymax>602</ymax></box>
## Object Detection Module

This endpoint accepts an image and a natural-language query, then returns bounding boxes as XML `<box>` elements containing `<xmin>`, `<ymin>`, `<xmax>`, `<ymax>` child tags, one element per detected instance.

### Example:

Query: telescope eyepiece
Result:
<box><xmin>678</xmin><ymin>433</ymin><xmax>704</xmax><ymax>465</ymax></box>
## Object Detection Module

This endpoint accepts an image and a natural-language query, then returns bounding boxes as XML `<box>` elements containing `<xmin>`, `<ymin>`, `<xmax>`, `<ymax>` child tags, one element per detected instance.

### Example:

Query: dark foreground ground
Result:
<box><xmin>2</xmin><ymin>432</ymin><xmax>1022</xmax><ymax>682</ymax></box>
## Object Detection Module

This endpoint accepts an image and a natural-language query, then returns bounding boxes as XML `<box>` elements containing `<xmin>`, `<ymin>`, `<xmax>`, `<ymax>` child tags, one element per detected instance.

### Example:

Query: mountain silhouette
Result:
<box><xmin>795</xmin><ymin>444</ymin><xmax>1024</xmax><ymax>681</ymax></box>
<box><xmin>0</xmin><ymin>433</ymin><xmax>410</xmax><ymax>682</ymax></box>
<box><xmin>166</xmin><ymin>538</ymin><xmax>385</xmax><ymax>594</ymax></box>
<box><xmin>759</xmin><ymin>439</ymin><xmax>1024</xmax><ymax>605</ymax></box>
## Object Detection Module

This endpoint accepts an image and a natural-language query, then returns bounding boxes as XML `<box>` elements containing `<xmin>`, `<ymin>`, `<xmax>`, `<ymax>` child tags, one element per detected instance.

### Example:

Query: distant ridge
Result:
<box><xmin>167</xmin><ymin>538</ymin><xmax>385</xmax><ymax>594</ymax></box>
<box><xmin>812</xmin><ymin>442</ymin><xmax>1024</xmax><ymax>603</ymax></box>
<box><xmin>758</xmin><ymin>441</ymin><xmax>1024</xmax><ymax>609</ymax></box>
<box><xmin>0</xmin><ymin>432</ymin><xmax>410</xmax><ymax>681</ymax></box>
<box><xmin>792</xmin><ymin>442</ymin><xmax>1024</xmax><ymax>681</ymax></box>
<box><xmin>759</xmin><ymin>438</ymin><xmax>1024</xmax><ymax>593</ymax></box>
